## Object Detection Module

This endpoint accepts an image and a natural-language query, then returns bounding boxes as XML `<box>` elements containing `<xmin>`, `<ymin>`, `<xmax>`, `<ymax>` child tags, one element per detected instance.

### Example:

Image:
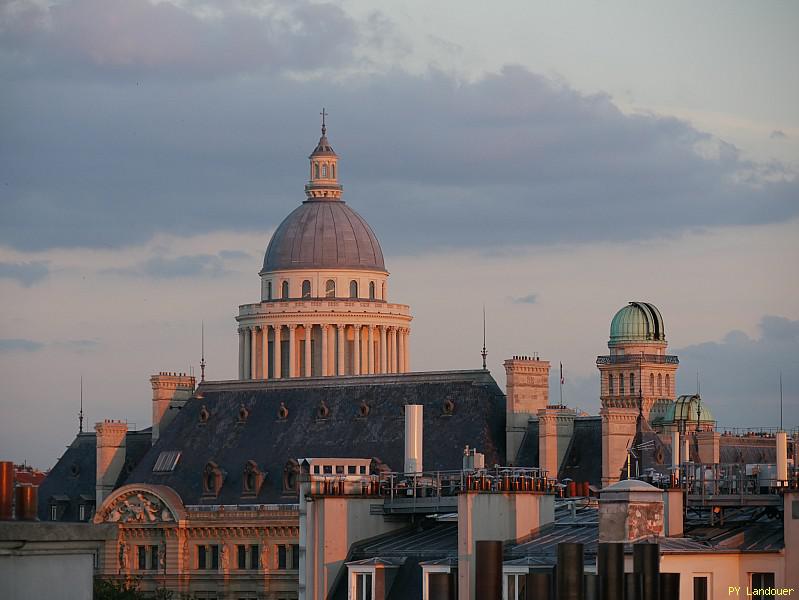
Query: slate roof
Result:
<box><xmin>558</xmin><ymin>417</ymin><xmax>603</xmax><ymax>486</ymax></box>
<box><xmin>513</xmin><ymin>419</ymin><xmax>539</xmax><ymax>467</ymax></box>
<box><xmin>37</xmin><ymin>429</ymin><xmax>151</xmax><ymax>521</ymax></box>
<box><xmin>124</xmin><ymin>370</ymin><xmax>507</xmax><ymax>505</ymax></box>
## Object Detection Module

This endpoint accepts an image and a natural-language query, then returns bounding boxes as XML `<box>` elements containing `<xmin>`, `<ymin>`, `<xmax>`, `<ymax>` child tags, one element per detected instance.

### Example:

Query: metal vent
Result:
<box><xmin>153</xmin><ymin>450</ymin><xmax>181</xmax><ymax>473</ymax></box>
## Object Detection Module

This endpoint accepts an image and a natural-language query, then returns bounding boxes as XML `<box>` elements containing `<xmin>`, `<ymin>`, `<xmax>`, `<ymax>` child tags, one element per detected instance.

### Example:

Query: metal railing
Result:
<box><xmin>596</xmin><ymin>354</ymin><xmax>679</xmax><ymax>365</ymax></box>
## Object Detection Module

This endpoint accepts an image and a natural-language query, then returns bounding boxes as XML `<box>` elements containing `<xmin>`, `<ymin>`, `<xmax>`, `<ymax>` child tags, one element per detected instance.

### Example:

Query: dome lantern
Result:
<box><xmin>305</xmin><ymin>108</ymin><xmax>342</xmax><ymax>200</ymax></box>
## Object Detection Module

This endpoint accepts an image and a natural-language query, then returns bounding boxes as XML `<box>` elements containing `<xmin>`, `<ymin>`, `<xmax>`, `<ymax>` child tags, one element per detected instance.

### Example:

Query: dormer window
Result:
<box><xmin>283</xmin><ymin>459</ymin><xmax>300</xmax><ymax>493</ymax></box>
<box><xmin>203</xmin><ymin>461</ymin><xmax>224</xmax><ymax>497</ymax></box>
<box><xmin>242</xmin><ymin>460</ymin><xmax>265</xmax><ymax>497</ymax></box>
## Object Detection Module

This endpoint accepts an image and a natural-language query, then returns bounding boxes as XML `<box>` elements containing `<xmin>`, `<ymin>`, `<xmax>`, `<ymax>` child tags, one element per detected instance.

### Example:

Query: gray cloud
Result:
<box><xmin>107</xmin><ymin>252</ymin><xmax>237</xmax><ymax>279</ymax></box>
<box><xmin>0</xmin><ymin>0</ymin><xmax>366</xmax><ymax>79</ymax></box>
<box><xmin>218</xmin><ymin>249</ymin><xmax>251</xmax><ymax>260</ymax></box>
<box><xmin>0</xmin><ymin>338</ymin><xmax>43</xmax><ymax>353</ymax></box>
<box><xmin>675</xmin><ymin>316</ymin><xmax>799</xmax><ymax>429</ymax></box>
<box><xmin>511</xmin><ymin>294</ymin><xmax>538</xmax><ymax>304</ymax></box>
<box><xmin>1</xmin><ymin>14</ymin><xmax>797</xmax><ymax>256</ymax></box>
<box><xmin>0</xmin><ymin>261</ymin><xmax>50</xmax><ymax>286</ymax></box>
<box><xmin>770</xmin><ymin>130</ymin><xmax>787</xmax><ymax>140</ymax></box>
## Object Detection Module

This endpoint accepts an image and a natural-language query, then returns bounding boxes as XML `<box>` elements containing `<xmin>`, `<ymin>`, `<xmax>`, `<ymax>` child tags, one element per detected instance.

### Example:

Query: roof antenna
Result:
<box><xmin>200</xmin><ymin>321</ymin><xmax>206</xmax><ymax>383</ymax></box>
<box><xmin>320</xmin><ymin>107</ymin><xmax>327</xmax><ymax>136</ymax></box>
<box><xmin>481</xmin><ymin>304</ymin><xmax>487</xmax><ymax>370</ymax></box>
<box><xmin>696</xmin><ymin>371</ymin><xmax>700</xmax><ymax>396</ymax></box>
<box><xmin>78</xmin><ymin>375</ymin><xmax>84</xmax><ymax>434</ymax></box>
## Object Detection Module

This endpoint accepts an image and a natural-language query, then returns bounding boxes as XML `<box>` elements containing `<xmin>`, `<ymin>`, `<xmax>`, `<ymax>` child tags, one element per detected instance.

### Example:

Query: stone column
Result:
<box><xmin>273</xmin><ymin>325</ymin><xmax>282</xmax><ymax>379</ymax></box>
<box><xmin>250</xmin><ymin>327</ymin><xmax>258</xmax><ymax>380</ymax></box>
<box><xmin>321</xmin><ymin>324</ymin><xmax>329</xmax><ymax>376</ymax></box>
<box><xmin>389</xmin><ymin>328</ymin><xmax>397</xmax><ymax>373</ymax></box>
<box><xmin>368</xmin><ymin>325</ymin><xmax>375</xmax><ymax>374</ymax></box>
<box><xmin>243</xmin><ymin>326</ymin><xmax>252</xmax><ymax>380</ymax></box>
<box><xmin>352</xmin><ymin>325</ymin><xmax>361</xmax><ymax>375</ymax></box>
<box><xmin>337</xmin><ymin>324</ymin><xmax>346</xmax><ymax>375</ymax></box>
<box><xmin>379</xmin><ymin>326</ymin><xmax>388</xmax><ymax>374</ymax></box>
<box><xmin>404</xmin><ymin>328</ymin><xmax>411</xmax><ymax>373</ymax></box>
<box><xmin>288</xmin><ymin>324</ymin><xmax>297</xmax><ymax>378</ymax></box>
<box><xmin>261</xmin><ymin>325</ymin><xmax>269</xmax><ymax>380</ymax></box>
<box><xmin>304</xmin><ymin>323</ymin><xmax>313</xmax><ymax>377</ymax></box>
<box><xmin>238</xmin><ymin>328</ymin><xmax>245</xmax><ymax>380</ymax></box>
<box><xmin>398</xmin><ymin>328</ymin><xmax>406</xmax><ymax>373</ymax></box>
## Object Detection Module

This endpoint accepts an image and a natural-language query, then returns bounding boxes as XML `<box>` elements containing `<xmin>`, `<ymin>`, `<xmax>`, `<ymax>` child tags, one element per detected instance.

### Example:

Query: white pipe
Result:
<box><xmin>682</xmin><ymin>435</ymin><xmax>691</xmax><ymax>464</ymax></box>
<box><xmin>777</xmin><ymin>431</ymin><xmax>788</xmax><ymax>485</ymax></box>
<box><xmin>671</xmin><ymin>431</ymin><xmax>680</xmax><ymax>479</ymax></box>
<box><xmin>404</xmin><ymin>405</ymin><xmax>423</xmax><ymax>473</ymax></box>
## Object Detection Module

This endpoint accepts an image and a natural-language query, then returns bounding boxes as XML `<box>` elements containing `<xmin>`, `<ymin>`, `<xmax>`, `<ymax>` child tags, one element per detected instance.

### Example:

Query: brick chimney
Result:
<box><xmin>504</xmin><ymin>355</ymin><xmax>550</xmax><ymax>463</ymax></box>
<box><xmin>95</xmin><ymin>420</ymin><xmax>127</xmax><ymax>506</ymax></box>
<box><xmin>151</xmin><ymin>372</ymin><xmax>195</xmax><ymax>444</ymax></box>
<box><xmin>598</xmin><ymin>480</ymin><xmax>664</xmax><ymax>542</ymax></box>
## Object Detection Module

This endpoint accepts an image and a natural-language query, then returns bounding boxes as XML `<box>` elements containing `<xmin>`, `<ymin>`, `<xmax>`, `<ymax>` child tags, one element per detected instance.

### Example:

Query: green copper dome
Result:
<box><xmin>662</xmin><ymin>395</ymin><xmax>715</xmax><ymax>424</ymax></box>
<box><xmin>609</xmin><ymin>302</ymin><xmax>666</xmax><ymax>344</ymax></box>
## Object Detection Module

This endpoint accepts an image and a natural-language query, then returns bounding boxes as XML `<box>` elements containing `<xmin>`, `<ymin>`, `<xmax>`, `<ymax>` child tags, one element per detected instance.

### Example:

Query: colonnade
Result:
<box><xmin>237</xmin><ymin>323</ymin><xmax>410</xmax><ymax>380</ymax></box>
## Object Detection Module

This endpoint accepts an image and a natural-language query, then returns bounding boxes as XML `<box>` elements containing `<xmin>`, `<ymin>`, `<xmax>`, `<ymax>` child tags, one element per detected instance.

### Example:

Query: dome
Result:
<box><xmin>262</xmin><ymin>199</ymin><xmax>386</xmax><ymax>273</ymax></box>
<box><xmin>609</xmin><ymin>302</ymin><xmax>665</xmax><ymax>343</ymax></box>
<box><xmin>662</xmin><ymin>395</ymin><xmax>714</xmax><ymax>424</ymax></box>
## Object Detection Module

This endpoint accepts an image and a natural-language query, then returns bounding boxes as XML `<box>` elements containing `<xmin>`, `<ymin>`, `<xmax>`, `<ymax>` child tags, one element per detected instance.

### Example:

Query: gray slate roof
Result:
<box><xmin>124</xmin><ymin>370</ymin><xmax>507</xmax><ymax>505</ymax></box>
<box><xmin>262</xmin><ymin>199</ymin><xmax>386</xmax><ymax>272</ymax></box>
<box><xmin>37</xmin><ymin>429</ymin><xmax>151</xmax><ymax>521</ymax></box>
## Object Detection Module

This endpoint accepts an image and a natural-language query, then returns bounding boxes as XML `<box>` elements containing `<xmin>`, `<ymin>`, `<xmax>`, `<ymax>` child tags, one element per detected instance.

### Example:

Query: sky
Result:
<box><xmin>0</xmin><ymin>0</ymin><xmax>797</xmax><ymax>469</ymax></box>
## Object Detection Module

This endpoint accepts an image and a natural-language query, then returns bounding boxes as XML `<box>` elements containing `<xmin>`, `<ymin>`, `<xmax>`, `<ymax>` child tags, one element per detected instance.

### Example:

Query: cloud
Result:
<box><xmin>0</xmin><ymin>261</ymin><xmax>50</xmax><ymax>286</ymax></box>
<box><xmin>106</xmin><ymin>252</ymin><xmax>237</xmax><ymax>278</ymax></box>
<box><xmin>770</xmin><ymin>130</ymin><xmax>787</xmax><ymax>140</ymax></box>
<box><xmin>218</xmin><ymin>249</ymin><xmax>251</xmax><ymax>260</ymax></box>
<box><xmin>0</xmin><ymin>338</ymin><xmax>43</xmax><ymax>353</ymax></box>
<box><xmin>675</xmin><ymin>316</ymin><xmax>799</xmax><ymax>428</ymax></box>
<box><xmin>511</xmin><ymin>293</ymin><xmax>538</xmax><ymax>304</ymax></box>
<box><xmin>0</xmin><ymin>0</ymin><xmax>367</xmax><ymax>79</ymax></box>
<box><xmin>1</xmin><ymin>58</ymin><xmax>797</xmax><ymax>255</ymax></box>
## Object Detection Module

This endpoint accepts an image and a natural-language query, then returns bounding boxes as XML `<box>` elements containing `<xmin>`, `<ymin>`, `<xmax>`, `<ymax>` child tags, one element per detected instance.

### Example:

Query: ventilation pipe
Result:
<box><xmin>671</xmin><ymin>431</ymin><xmax>680</xmax><ymax>480</ymax></box>
<box><xmin>0</xmin><ymin>462</ymin><xmax>13</xmax><ymax>520</ymax></box>
<box><xmin>777</xmin><ymin>431</ymin><xmax>788</xmax><ymax>486</ymax></box>
<box><xmin>404</xmin><ymin>404</ymin><xmax>423</xmax><ymax>474</ymax></box>
<box><xmin>682</xmin><ymin>435</ymin><xmax>690</xmax><ymax>464</ymax></box>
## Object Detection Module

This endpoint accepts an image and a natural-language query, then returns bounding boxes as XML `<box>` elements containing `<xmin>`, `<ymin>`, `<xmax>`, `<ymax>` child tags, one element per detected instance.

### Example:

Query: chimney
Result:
<box><xmin>95</xmin><ymin>420</ymin><xmax>128</xmax><ymax>506</ymax></box>
<box><xmin>599</xmin><ymin>480</ymin><xmax>664</xmax><ymax>542</ymax></box>
<box><xmin>151</xmin><ymin>371</ymin><xmax>195</xmax><ymax>444</ymax></box>
<box><xmin>404</xmin><ymin>405</ymin><xmax>423</xmax><ymax>473</ymax></box>
<box><xmin>504</xmin><ymin>356</ymin><xmax>550</xmax><ymax>463</ymax></box>
<box><xmin>0</xmin><ymin>461</ymin><xmax>13</xmax><ymax>520</ymax></box>
<box><xmin>695</xmin><ymin>431</ymin><xmax>720</xmax><ymax>464</ymax></box>
<box><xmin>777</xmin><ymin>431</ymin><xmax>788</xmax><ymax>485</ymax></box>
<box><xmin>537</xmin><ymin>406</ymin><xmax>575</xmax><ymax>479</ymax></box>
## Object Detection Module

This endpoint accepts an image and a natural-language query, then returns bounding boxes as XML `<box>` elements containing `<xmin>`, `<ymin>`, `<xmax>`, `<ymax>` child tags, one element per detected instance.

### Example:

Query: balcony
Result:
<box><xmin>596</xmin><ymin>354</ymin><xmax>679</xmax><ymax>365</ymax></box>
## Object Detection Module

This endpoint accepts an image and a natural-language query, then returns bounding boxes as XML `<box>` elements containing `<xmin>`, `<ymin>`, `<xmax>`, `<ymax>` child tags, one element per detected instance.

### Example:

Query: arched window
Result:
<box><xmin>267</xmin><ymin>281</ymin><xmax>272</xmax><ymax>301</ymax></box>
<box><xmin>302</xmin><ymin>280</ymin><xmax>311</xmax><ymax>299</ymax></box>
<box><xmin>619</xmin><ymin>374</ymin><xmax>625</xmax><ymax>395</ymax></box>
<box><xmin>650</xmin><ymin>373</ymin><xmax>655</xmax><ymax>395</ymax></box>
<box><xmin>665</xmin><ymin>374</ymin><xmax>671</xmax><ymax>396</ymax></box>
<box><xmin>630</xmin><ymin>373</ymin><xmax>635</xmax><ymax>396</ymax></box>
<box><xmin>382</xmin><ymin>282</ymin><xmax>386</xmax><ymax>300</ymax></box>
<box><xmin>658</xmin><ymin>373</ymin><xmax>663</xmax><ymax>395</ymax></box>
<box><xmin>281</xmin><ymin>280</ymin><xmax>289</xmax><ymax>299</ymax></box>
<box><xmin>369</xmin><ymin>281</ymin><xmax>375</xmax><ymax>300</ymax></box>
<box><xmin>608</xmin><ymin>374</ymin><xmax>615</xmax><ymax>395</ymax></box>
<box><xmin>331</xmin><ymin>164</ymin><xmax>335</xmax><ymax>178</ymax></box>
<box><xmin>349</xmin><ymin>280</ymin><xmax>358</xmax><ymax>299</ymax></box>
<box><xmin>314</xmin><ymin>163</ymin><xmax>319</xmax><ymax>179</ymax></box>
<box><xmin>325</xmin><ymin>279</ymin><xmax>336</xmax><ymax>298</ymax></box>
<box><xmin>321</xmin><ymin>164</ymin><xmax>327</xmax><ymax>178</ymax></box>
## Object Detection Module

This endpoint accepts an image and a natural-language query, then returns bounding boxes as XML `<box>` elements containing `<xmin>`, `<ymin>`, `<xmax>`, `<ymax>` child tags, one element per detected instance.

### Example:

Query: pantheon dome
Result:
<box><xmin>236</xmin><ymin>118</ymin><xmax>411</xmax><ymax>381</ymax></box>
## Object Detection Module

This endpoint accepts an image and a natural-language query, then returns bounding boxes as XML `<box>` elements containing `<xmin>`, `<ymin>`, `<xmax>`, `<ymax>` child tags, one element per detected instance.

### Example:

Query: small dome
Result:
<box><xmin>262</xmin><ymin>200</ymin><xmax>386</xmax><ymax>272</ymax></box>
<box><xmin>610</xmin><ymin>302</ymin><xmax>665</xmax><ymax>344</ymax></box>
<box><xmin>662</xmin><ymin>395</ymin><xmax>714</xmax><ymax>424</ymax></box>
<box><xmin>310</xmin><ymin>134</ymin><xmax>336</xmax><ymax>157</ymax></box>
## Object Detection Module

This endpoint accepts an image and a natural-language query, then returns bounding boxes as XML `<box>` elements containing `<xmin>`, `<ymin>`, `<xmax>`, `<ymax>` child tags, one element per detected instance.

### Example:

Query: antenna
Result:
<box><xmin>638</xmin><ymin>352</ymin><xmax>644</xmax><ymax>419</ymax></box>
<box><xmin>200</xmin><ymin>321</ymin><xmax>206</xmax><ymax>383</ymax></box>
<box><xmin>78</xmin><ymin>375</ymin><xmax>84</xmax><ymax>434</ymax></box>
<box><xmin>320</xmin><ymin>107</ymin><xmax>328</xmax><ymax>136</ymax></box>
<box><xmin>696</xmin><ymin>371</ymin><xmax>700</xmax><ymax>396</ymax></box>
<box><xmin>481</xmin><ymin>305</ymin><xmax>487</xmax><ymax>370</ymax></box>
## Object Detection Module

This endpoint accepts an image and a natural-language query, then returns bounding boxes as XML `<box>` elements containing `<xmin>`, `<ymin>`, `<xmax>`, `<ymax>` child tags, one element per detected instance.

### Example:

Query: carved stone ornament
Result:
<box><xmin>103</xmin><ymin>490</ymin><xmax>176</xmax><ymax>524</ymax></box>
